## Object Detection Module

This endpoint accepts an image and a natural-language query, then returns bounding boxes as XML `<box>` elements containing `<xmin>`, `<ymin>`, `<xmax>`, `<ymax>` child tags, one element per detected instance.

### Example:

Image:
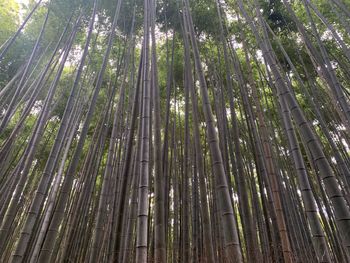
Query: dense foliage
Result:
<box><xmin>0</xmin><ymin>0</ymin><xmax>350</xmax><ymax>262</ymax></box>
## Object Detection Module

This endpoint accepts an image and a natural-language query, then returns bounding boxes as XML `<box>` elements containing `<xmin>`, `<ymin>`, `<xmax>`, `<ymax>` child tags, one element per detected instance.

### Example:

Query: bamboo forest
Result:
<box><xmin>1</xmin><ymin>0</ymin><xmax>350</xmax><ymax>262</ymax></box>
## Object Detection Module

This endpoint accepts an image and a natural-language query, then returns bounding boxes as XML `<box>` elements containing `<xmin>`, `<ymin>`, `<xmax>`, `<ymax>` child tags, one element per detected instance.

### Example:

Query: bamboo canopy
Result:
<box><xmin>0</xmin><ymin>0</ymin><xmax>350</xmax><ymax>262</ymax></box>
